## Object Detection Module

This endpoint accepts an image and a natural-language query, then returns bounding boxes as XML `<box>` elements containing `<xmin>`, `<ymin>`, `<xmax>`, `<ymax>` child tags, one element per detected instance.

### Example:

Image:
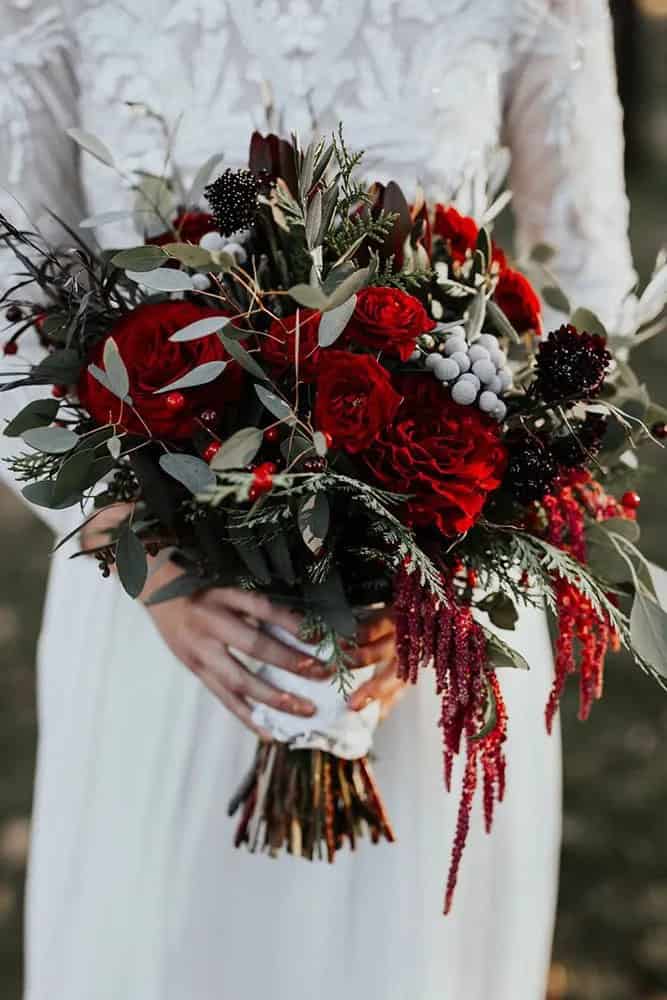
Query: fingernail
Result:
<box><xmin>279</xmin><ymin>693</ymin><xmax>315</xmax><ymax>716</ymax></box>
<box><xmin>350</xmin><ymin>695</ymin><xmax>373</xmax><ymax>712</ymax></box>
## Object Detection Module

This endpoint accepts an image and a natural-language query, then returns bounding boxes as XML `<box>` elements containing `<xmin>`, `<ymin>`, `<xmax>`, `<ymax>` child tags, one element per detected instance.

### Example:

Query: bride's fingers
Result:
<box><xmin>346</xmin><ymin>633</ymin><xmax>397</xmax><ymax>670</ymax></box>
<box><xmin>203</xmin><ymin>588</ymin><xmax>302</xmax><ymax>637</ymax></box>
<box><xmin>199</xmin><ymin>641</ymin><xmax>316</xmax><ymax>718</ymax></box>
<box><xmin>193</xmin><ymin>605</ymin><xmax>319</xmax><ymax>677</ymax></box>
<box><xmin>348</xmin><ymin>659</ymin><xmax>405</xmax><ymax>712</ymax></box>
<box><xmin>202</xmin><ymin>672</ymin><xmax>272</xmax><ymax>740</ymax></box>
<box><xmin>355</xmin><ymin>611</ymin><xmax>395</xmax><ymax>645</ymax></box>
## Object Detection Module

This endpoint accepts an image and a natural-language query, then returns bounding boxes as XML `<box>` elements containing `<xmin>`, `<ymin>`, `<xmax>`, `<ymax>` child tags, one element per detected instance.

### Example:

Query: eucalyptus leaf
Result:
<box><xmin>486</xmin><ymin>298</ymin><xmax>521</xmax><ymax>343</ymax></box>
<box><xmin>4</xmin><ymin>398</ymin><xmax>59</xmax><ymax>438</ymax></box>
<box><xmin>80</xmin><ymin>210</ymin><xmax>135</xmax><ymax>229</ymax></box>
<box><xmin>265</xmin><ymin>531</ymin><xmax>296</xmax><ymax>587</ymax></box>
<box><xmin>22</xmin><ymin>426</ymin><xmax>79</xmax><ymax>454</ymax></box>
<box><xmin>542</xmin><ymin>285</ymin><xmax>571</xmax><ymax>314</ymax></box>
<box><xmin>305</xmin><ymin>189</ymin><xmax>322</xmax><ymax>249</ymax></box>
<box><xmin>111</xmin><ymin>246</ymin><xmax>166</xmax><ymax>272</ymax></box>
<box><xmin>133</xmin><ymin>175</ymin><xmax>174</xmax><ymax>238</ymax></box>
<box><xmin>154</xmin><ymin>361</ymin><xmax>227</xmax><ymax>394</ymax></box>
<box><xmin>325</xmin><ymin>267</ymin><xmax>369</xmax><ymax>310</ymax></box>
<box><xmin>187</xmin><ymin>153</ymin><xmax>225</xmax><ymax>206</ymax></box>
<box><xmin>318</xmin><ymin>295</ymin><xmax>356</xmax><ymax>347</ymax></box>
<box><xmin>159</xmin><ymin>453</ymin><xmax>216</xmax><ymax>494</ymax></box>
<box><xmin>254</xmin><ymin>384</ymin><xmax>294</xmax><ymax>422</ymax></box>
<box><xmin>477</xmin><ymin>592</ymin><xmax>518</xmax><ymax>631</ymax></box>
<box><xmin>107</xmin><ymin>436</ymin><xmax>122</xmax><ymax>460</ymax></box>
<box><xmin>144</xmin><ymin>573</ymin><xmax>207</xmax><ymax>607</ymax></box>
<box><xmin>219</xmin><ymin>336</ymin><xmax>267</xmax><ymax>380</ymax></box>
<box><xmin>66</xmin><ymin>128</ymin><xmax>115</xmax><ymax>168</ymax></box>
<box><xmin>571</xmin><ymin>307</ymin><xmax>607</xmax><ymax>340</ymax></box>
<box><xmin>126</xmin><ymin>268</ymin><xmax>195</xmax><ymax>292</ymax></box>
<box><xmin>630</xmin><ymin>590</ymin><xmax>667</xmax><ymax>679</ymax></box>
<box><xmin>163</xmin><ymin>242</ymin><xmax>214</xmax><ymax>270</ymax></box>
<box><xmin>103</xmin><ymin>337</ymin><xmax>130</xmax><ymax>399</ymax></box>
<box><xmin>465</xmin><ymin>288</ymin><xmax>486</xmax><ymax>341</ymax></box>
<box><xmin>22</xmin><ymin>480</ymin><xmax>80</xmax><ymax>510</ymax></box>
<box><xmin>52</xmin><ymin>450</ymin><xmax>95</xmax><ymax>505</ymax></box>
<box><xmin>483</xmin><ymin>629</ymin><xmax>530</xmax><ymax>670</ymax></box>
<box><xmin>470</xmin><ymin>675</ymin><xmax>498</xmax><ymax>742</ymax></box>
<box><xmin>313</xmin><ymin>431</ymin><xmax>329</xmax><ymax>457</ymax></box>
<box><xmin>211</xmin><ymin>427</ymin><xmax>263</xmax><ymax>471</ymax></box>
<box><xmin>170</xmin><ymin>316</ymin><xmax>228</xmax><ymax>342</ymax></box>
<box><xmin>30</xmin><ymin>349</ymin><xmax>82</xmax><ymax>386</ymax></box>
<box><xmin>288</xmin><ymin>284</ymin><xmax>329</xmax><ymax>310</ymax></box>
<box><xmin>116</xmin><ymin>524</ymin><xmax>148</xmax><ymax>599</ymax></box>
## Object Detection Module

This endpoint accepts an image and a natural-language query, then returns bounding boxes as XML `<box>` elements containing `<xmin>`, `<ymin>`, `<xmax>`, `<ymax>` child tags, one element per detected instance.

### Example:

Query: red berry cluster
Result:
<box><xmin>249</xmin><ymin>462</ymin><xmax>278</xmax><ymax>502</ymax></box>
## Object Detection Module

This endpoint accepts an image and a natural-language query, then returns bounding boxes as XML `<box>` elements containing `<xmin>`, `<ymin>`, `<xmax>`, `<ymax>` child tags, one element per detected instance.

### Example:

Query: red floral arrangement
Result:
<box><xmin>3</xmin><ymin>127</ymin><xmax>666</xmax><ymax>917</ymax></box>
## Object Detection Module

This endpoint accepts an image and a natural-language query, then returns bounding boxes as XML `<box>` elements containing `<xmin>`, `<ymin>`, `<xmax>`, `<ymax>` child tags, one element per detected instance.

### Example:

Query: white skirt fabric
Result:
<box><xmin>24</xmin><ymin>542</ymin><xmax>561</xmax><ymax>1000</ymax></box>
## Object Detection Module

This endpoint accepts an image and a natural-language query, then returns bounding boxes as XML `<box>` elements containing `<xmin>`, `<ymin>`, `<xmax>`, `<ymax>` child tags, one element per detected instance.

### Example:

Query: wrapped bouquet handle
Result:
<box><xmin>229</xmin><ymin>624</ymin><xmax>394</xmax><ymax>860</ymax></box>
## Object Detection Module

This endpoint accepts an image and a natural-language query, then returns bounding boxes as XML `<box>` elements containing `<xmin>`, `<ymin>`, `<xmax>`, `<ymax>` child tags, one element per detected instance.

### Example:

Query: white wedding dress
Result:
<box><xmin>0</xmin><ymin>3</ymin><xmax>638</xmax><ymax>998</ymax></box>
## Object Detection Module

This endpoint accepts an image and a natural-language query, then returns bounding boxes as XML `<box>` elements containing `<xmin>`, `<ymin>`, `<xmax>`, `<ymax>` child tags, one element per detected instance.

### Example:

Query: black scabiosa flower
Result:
<box><xmin>505</xmin><ymin>433</ymin><xmax>558</xmax><ymax>505</ymax></box>
<box><xmin>204</xmin><ymin>168</ymin><xmax>260</xmax><ymax>237</ymax></box>
<box><xmin>552</xmin><ymin>412</ymin><xmax>608</xmax><ymax>468</ymax></box>
<box><xmin>534</xmin><ymin>324</ymin><xmax>611</xmax><ymax>403</ymax></box>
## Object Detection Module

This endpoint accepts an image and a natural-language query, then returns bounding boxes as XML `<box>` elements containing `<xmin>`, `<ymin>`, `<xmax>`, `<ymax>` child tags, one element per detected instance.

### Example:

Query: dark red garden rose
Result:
<box><xmin>314</xmin><ymin>351</ymin><xmax>402</xmax><ymax>453</ymax></box>
<box><xmin>494</xmin><ymin>267</ymin><xmax>542</xmax><ymax>334</ymax></box>
<box><xmin>364</xmin><ymin>376</ymin><xmax>507</xmax><ymax>535</ymax></box>
<box><xmin>433</xmin><ymin>205</ymin><xmax>479</xmax><ymax>264</ymax></box>
<box><xmin>344</xmin><ymin>286</ymin><xmax>434</xmax><ymax>361</ymax></box>
<box><xmin>148</xmin><ymin>211</ymin><xmax>219</xmax><ymax>247</ymax></box>
<box><xmin>79</xmin><ymin>302</ymin><xmax>241</xmax><ymax>439</ymax></box>
<box><xmin>259</xmin><ymin>309</ymin><xmax>321</xmax><ymax>380</ymax></box>
<box><xmin>433</xmin><ymin>204</ymin><xmax>506</xmax><ymax>270</ymax></box>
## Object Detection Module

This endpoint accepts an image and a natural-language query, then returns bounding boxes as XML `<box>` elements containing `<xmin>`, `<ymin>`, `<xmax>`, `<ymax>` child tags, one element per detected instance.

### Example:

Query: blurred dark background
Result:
<box><xmin>0</xmin><ymin>3</ymin><xmax>666</xmax><ymax>998</ymax></box>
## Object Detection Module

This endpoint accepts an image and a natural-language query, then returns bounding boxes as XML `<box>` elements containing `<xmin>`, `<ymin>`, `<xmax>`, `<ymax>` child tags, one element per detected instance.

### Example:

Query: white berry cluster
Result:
<box><xmin>421</xmin><ymin>327</ymin><xmax>512</xmax><ymax>421</ymax></box>
<box><xmin>191</xmin><ymin>231</ymin><xmax>248</xmax><ymax>290</ymax></box>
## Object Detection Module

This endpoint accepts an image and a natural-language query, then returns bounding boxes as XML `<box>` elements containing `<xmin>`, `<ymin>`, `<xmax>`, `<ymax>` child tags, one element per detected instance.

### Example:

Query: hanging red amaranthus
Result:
<box><xmin>543</xmin><ymin>473</ymin><xmax>624</xmax><ymax>732</ymax></box>
<box><xmin>394</xmin><ymin>562</ymin><xmax>508</xmax><ymax>913</ymax></box>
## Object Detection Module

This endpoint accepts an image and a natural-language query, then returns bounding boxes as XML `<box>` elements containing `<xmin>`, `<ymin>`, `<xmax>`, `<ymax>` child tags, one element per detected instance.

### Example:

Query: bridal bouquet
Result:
<box><xmin>2</xmin><ymin>124</ymin><xmax>667</xmax><ymax>912</ymax></box>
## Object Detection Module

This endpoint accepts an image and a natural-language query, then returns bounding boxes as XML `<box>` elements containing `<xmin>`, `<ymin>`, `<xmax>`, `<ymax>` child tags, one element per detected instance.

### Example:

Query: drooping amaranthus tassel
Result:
<box><xmin>393</xmin><ymin>561</ymin><xmax>508</xmax><ymax>914</ymax></box>
<box><xmin>543</xmin><ymin>476</ymin><xmax>623</xmax><ymax>731</ymax></box>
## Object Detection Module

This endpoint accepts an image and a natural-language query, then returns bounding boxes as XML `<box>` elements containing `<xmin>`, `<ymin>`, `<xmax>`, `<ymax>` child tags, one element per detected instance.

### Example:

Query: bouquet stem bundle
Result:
<box><xmin>229</xmin><ymin>742</ymin><xmax>395</xmax><ymax>862</ymax></box>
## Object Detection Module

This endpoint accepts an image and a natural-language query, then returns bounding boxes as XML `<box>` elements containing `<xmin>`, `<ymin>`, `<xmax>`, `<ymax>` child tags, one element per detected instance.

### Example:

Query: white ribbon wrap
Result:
<box><xmin>238</xmin><ymin>625</ymin><xmax>381</xmax><ymax>760</ymax></box>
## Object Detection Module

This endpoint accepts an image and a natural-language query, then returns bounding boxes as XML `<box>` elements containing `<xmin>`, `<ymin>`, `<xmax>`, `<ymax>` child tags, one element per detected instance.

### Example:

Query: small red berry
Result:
<box><xmin>3</xmin><ymin>341</ymin><xmax>18</xmax><ymax>356</ymax></box>
<box><xmin>651</xmin><ymin>422</ymin><xmax>667</xmax><ymax>441</ymax></box>
<box><xmin>256</xmin><ymin>461</ymin><xmax>278</xmax><ymax>476</ymax></box>
<box><xmin>200</xmin><ymin>408</ymin><xmax>218</xmax><ymax>426</ymax></box>
<box><xmin>621</xmin><ymin>490</ymin><xmax>641</xmax><ymax>510</ymax></box>
<box><xmin>165</xmin><ymin>391</ymin><xmax>186</xmax><ymax>411</ymax></box>
<box><xmin>34</xmin><ymin>313</ymin><xmax>46</xmax><ymax>332</ymax></box>
<box><xmin>264</xmin><ymin>426</ymin><xmax>280</xmax><ymax>443</ymax></box>
<box><xmin>203</xmin><ymin>441</ymin><xmax>221</xmax><ymax>463</ymax></box>
<box><xmin>51</xmin><ymin>384</ymin><xmax>67</xmax><ymax>398</ymax></box>
<box><xmin>322</xmin><ymin>431</ymin><xmax>333</xmax><ymax>450</ymax></box>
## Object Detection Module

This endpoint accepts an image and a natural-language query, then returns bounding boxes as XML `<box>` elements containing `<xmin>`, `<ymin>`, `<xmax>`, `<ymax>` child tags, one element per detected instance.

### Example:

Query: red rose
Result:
<box><xmin>314</xmin><ymin>351</ymin><xmax>402</xmax><ymax>453</ymax></box>
<box><xmin>79</xmin><ymin>302</ymin><xmax>241</xmax><ymax>439</ymax></box>
<box><xmin>432</xmin><ymin>204</ymin><xmax>506</xmax><ymax>270</ymax></box>
<box><xmin>344</xmin><ymin>286</ymin><xmax>433</xmax><ymax>361</ymax></box>
<box><xmin>494</xmin><ymin>267</ymin><xmax>542</xmax><ymax>334</ymax></box>
<box><xmin>433</xmin><ymin>205</ymin><xmax>479</xmax><ymax>264</ymax></box>
<box><xmin>364</xmin><ymin>376</ymin><xmax>507</xmax><ymax>535</ymax></box>
<box><xmin>259</xmin><ymin>309</ymin><xmax>321</xmax><ymax>380</ymax></box>
<box><xmin>148</xmin><ymin>211</ymin><xmax>219</xmax><ymax>247</ymax></box>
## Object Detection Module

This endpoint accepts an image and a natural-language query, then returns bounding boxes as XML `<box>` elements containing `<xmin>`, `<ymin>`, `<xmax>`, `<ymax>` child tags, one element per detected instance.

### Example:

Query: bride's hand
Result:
<box><xmin>347</xmin><ymin>609</ymin><xmax>406</xmax><ymax>721</ymax></box>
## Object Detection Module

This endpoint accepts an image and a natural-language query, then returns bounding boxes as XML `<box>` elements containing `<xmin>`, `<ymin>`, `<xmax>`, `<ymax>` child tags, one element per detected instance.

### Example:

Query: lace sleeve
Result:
<box><xmin>503</xmin><ymin>0</ymin><xmax>637</xmax><ymax>328</ymax></box>
<box><xmin>0</xmin><ymin>3</ymin><xmax>85</xmax><ymax>533</ymax></box>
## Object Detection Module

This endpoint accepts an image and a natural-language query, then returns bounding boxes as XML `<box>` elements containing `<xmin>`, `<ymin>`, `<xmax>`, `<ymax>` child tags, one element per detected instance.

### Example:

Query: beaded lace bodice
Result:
<box><xmin>0</xmin><ymin>0</ymin><xmax>636</xmax><ymax>325</ymax></box>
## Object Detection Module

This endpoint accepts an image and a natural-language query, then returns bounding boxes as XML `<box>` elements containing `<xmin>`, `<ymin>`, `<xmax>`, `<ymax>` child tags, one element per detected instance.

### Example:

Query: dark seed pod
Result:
<box><xmin>204</xmin><ymin>168</ymin><xmax>260</xmax><ymax>237</ymax></box>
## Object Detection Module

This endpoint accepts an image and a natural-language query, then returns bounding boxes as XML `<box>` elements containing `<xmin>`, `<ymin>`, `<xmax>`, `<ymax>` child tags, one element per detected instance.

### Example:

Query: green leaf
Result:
<box><xmin>313</xmin><ymin>431</ymin><xmax>329</xmax><ymax>457</ymax></box>
<box><xmin>110</xmin><ymin>246</ymin><xmax>166</xmax><ymax>271</ymax></box>
<box><xmin>30</xmin><ymin>349</ymin><xmax>82</xmax><ymax>386</ymax></box>
<box><xmin>228</xmin><ymin>523</ymin><xmax>272</xmax><ymax>585</ymax></box>
<box><xmin>470</xmin><ymin>674</ymin><xmax>497</xmax><ymax>741</ymax></box>
<box><xmin>476</xmin><ymin>227</ymin><xmax>492</xmax><ymax>269</ymax></box>
<box><xmin>630</xmin><ymin>590</ymin><xmax>667</xmax><ymax>679</ymax></box>
<box><xmin>288</xmin><ymin>283</ymin><xmax>329</xmax><ymax>310</ymax></box>
<box><xmin>530</xmin><ymin>242</ymin><xmax>557</xmax><ymax>264</ymax></box>
<box><xmin>187</xmin><ymin>153</ymin><xmax>224</xmax><ymax>206</ymax></box>
<box><xmin>318</xmin><ymin>294</ymin><xmax>356</xmax><ymax>347</ymax></box>
<box><xmin>4</xmin><ymin>398</ymin><xmax>59</xmax><ymax>438</ymax></box>
<box><xmin>159</xmin><ymin>453</ymin><xmax>216</xmax><ymax>494</ymax></box>
<box><xmin>486</xmin><ymin>298</ymin><xmax>521</xmax><ymax>343</ymax></box>
<box><xmin>211</xmin><ymin>427</ymin><xmax>263</xmax><ymax>471</ymax></box>
<box><xmin>66</xmin><ymin>128</ymin><xmax>115</xmax><ymax>168</ymax></box>
<box><xmin>254</xmin><ymin>384</ymin><xmax>294</xmax><ymax>422</ymax></box>
<box><xmin>571</xmin><ymin>307</ymin><xmax>607</xmax><ymax>340</ymax></box>
<box><xmin>465</xmin><ymin>288</ymin><xmax>486</xmax><ymax>341</ymax></box>
<box><xmin>483</xmin><ymin>628</ymin><xmax>530</xmax><ymax>670</ymax></box>
<box><xmin>133</xmin><ymin>175</ymin><xmax>174</xmax><ymax>238</ymax></box>
<box><xmin>144</xmin><ymin>572</ymin><xmax>207</xmax><ymax>606</ymax></box>
<box><xmin>116</xmin><ymin>524</ymin><xmax>148</xmax><ymax>599</ymax></box>
<box><xmin>542</xmin><ymin>285</ymin><xmax>571</xmax><ymax>314</ymax></box>
<box><xmin>265</xmin><ymin>531</ymin><xmax>296</xmax><ymax>587</ymax></box>
<box><xmin>325</xmin><ymin>267</ymin><xmax>369</xmax><ymax>310</ymax></box>
<box><xmin>107</xmin><ymin>435</ymin><xmax>122</xmax><ymax>460</ymax></box>
<box><xmin>22</xmin><ymin>480</ymin><xmax>80</xmax><ymax>510</ymax></box>
<box><xmin>126</xmin><ymin>268</ymin><xmax>195</xmax><ymax>292</ymax></box>
<box><xmin>103</xmin><ymin>337</ymin><xmax>130</xmax><ymax>399</ymax></box>
<box><xmin>154</xmin><ymin>361</ymin><xmax>227</xmax><ymax>394</ymax></box>
<box><xmin>305</xmin><ymin>188</ymin><xmax>322</xmax><ymax>249</ymax></box>
<box><xmin>162</xmin><ymin>242</ymin><xmax>215</xmax><ymax>270</ymax></box>
<box><xmin>170</xmin><ymin>315</ymin><xmax>229</xmax><ymax>342</ymax></box>
<box><xmin>22</xmin><ymin>426</ymin><xmax>79</xmax><ymax>454</ymax></box>
<box><xmin>52</xmin><ymin>450</ymin><xmax>95</xmax><ymax>505</ymax></box>
<box><xmin>80</xmin><ymin>210</ymin><xmax>135</xmax><ymax>229</ymax></box>
<box><xmin>303</xmin><ymin>572</ymin><xmax>356</xmax><ymax>638</ymax></box>
<box><xmin>298</xmin><ymin>493</ymin><xmax>330</xmax><ymax>554</ymax></box>
<box><xmin>477</xmin><ymin>592</ymin><xmax>518</xmax><ymax>630</ymax></box>
<box><xmin>219</xmin><ymin>336</ymin><xmax>267</xmax><ymax>380</ymax></box>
